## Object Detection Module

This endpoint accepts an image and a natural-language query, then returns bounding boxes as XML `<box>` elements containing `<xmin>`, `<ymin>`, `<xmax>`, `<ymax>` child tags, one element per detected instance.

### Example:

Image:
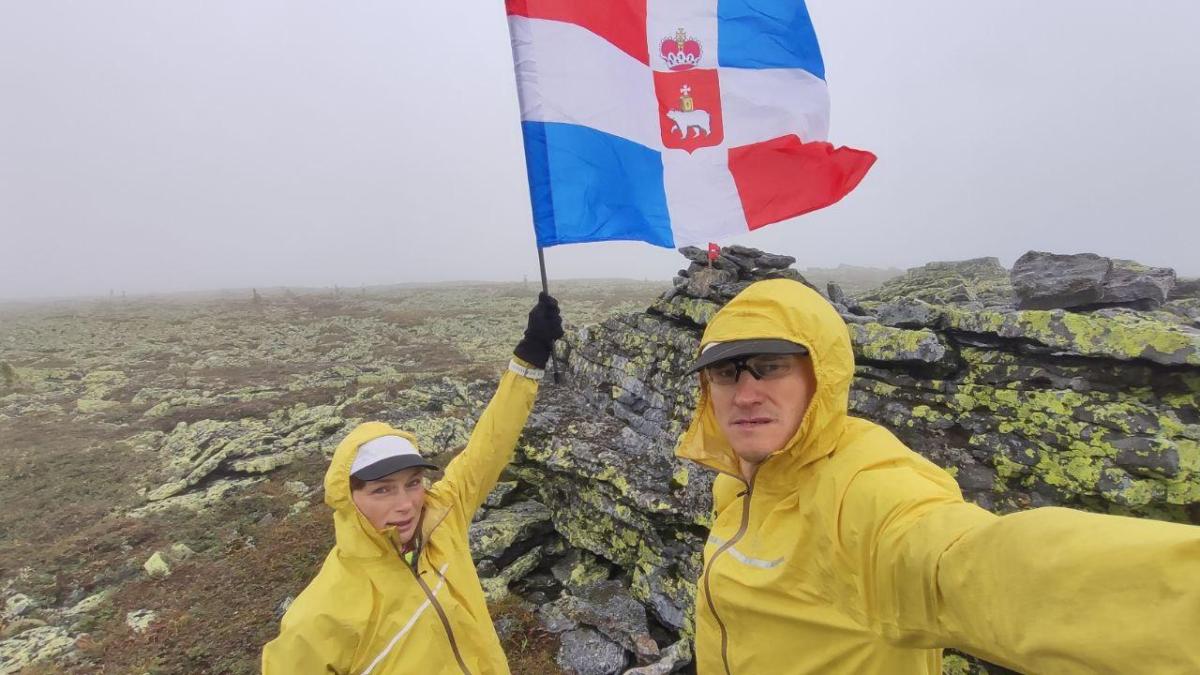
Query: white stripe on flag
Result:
<box><xmin>720</xmin><ymin>67</ymin><xmax>831</xmax><ymax>147</ymax></box>
<box><xmin>662</xmin><ymin>146</ymin><xmax>749</xmax><ymax>246</ymax></box>
<box><xmin>509</xmin><ymin>16</ymin><xmax>660</xmax><ymax>150</ymax></box>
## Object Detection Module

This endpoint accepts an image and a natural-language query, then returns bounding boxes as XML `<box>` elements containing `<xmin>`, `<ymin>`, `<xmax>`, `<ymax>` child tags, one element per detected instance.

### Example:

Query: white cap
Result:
<box><xmin>350</xmin><ymin>435</ymin><xmax>437</xmax><ymax>481</ymax></box>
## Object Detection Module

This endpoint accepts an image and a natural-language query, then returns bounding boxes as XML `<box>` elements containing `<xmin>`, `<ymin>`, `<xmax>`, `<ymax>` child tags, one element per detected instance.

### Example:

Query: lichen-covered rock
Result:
<box><xmin>144</xmin><ymin>404</ymin><xmax>345</xmax><ymax>502</ymax></box>
<box><xmin>848</xmin><ymin>323</ymin><xmax>955</xmax><ymax>371</ymax></box>
<box><xmin>668</xmin><ymin>246</ymin><xmax>814</xmax><ymax>305</ymax></box>
<box><xmin>0</xmin><ymin>362</ymin><xmax>18</xmax><ymax>389</ymax></box>
<box><xmin>168</xmin><ymin>542</ymin><xmax>196</xmax><ymax>562</ymax></box>
<box><xmin>130</xmin><ymin>477</ymin><xmax>266</xmax><ymax>517</ymax></box>
<box><xmin>556</xmin><ymin>627</ymin><xmax>628</xmax><ymax>675</ymax></box>
<box><xmin>75</xmin><ymin>398</ymin><xmax>121</xmax><ymax>414</ymax></box>
<box><xmin>2</xmin><ymin>594</ymin><xmax>34</xmax><ymax>620</ymax></box>
<box><xmin>284</xmin><ymin>480</ymin><xmax>310</xmax><ymax>497</ymax></box>
<box><xmin>826</xmin><ymin>281</ymin><xmax>847</xmax><ymax>306</ymax></box>
<box><xmin>625</xmin><ymin>639</ymin><xmax>693</xmax><ymax>675</ymax></box>
<box><xmin>547</xmin><ymin>580</ymin><xmax>658</xmax><ymax>661</ymax></box>
<box><xmin>80</xmin><ymin>369</ymin><xmax>128</xmax><ymax>400</ymax></box>
<box><xmin>1103</xmin><ymin>258</ymin><xmax>1177</xmax><ymax>308</ymax></box>
<box><xmin>685</xmin><ymin>266</ymin><xmax>738</xmax><ymax>300</ymax></box>
<box><xmin>125</xmin><ymin>609</ymin><xmax>157</xmax><ymax>633</ymax></box>
<box><xmin>483</xmin><ymin>481</ymin><xmax>519</xmax><ymax>509</ymax></box>
<box><xmin>1011</xmin><ymin>251</ymin><xmax>1112</xmax><ymax>309</ymax></box>
<box><xmin>468</xmin><ymin>500</ymin><xmax>552</xmax><ymax>560</ymax></box>
<box><xmin>942</xmin><ymin>307</ymin><xmax>1200</xmax><ymax>367</ymax></box>
<box><xmin>649</xmin><ymin>295</ymin><xmax>720</xmax><ymax>327</ymax></box>
<box><xmin>512</xmin><ymin>381</ymin><xmax>707</xmax><ymax>632</ymax></box>
<box><xmin>1170</xmin><ymin>278</ymin><xmax>1200</xmax><ymax>301</ymax></box>
<box><xmin>872</xmin><ymin>297</ymin><xmax>945</xmax><ymax>329</ymax></box>
<box><xmin>551</xmin><ymin>548</ymin><xmax>613</xmax><ymax>594</ymax></box>
<box><xmin>515</xmin><ymin>247</ymin><xmax>1200</xmax><ymax>673</ymax></box>
<box><xmin>860</xmin><ymin>257</ymin><xmax>1014</xmax><ymax>308</ymax></box>
<box><xmin>0</xmin><ymin>625</ymin><xmax>75</xmax><ymax>672</ymax></box>
<box><xmin>480</xmin><ymin>545</ymin><xmax>546</xmax><ymax>603</ymax></box>
<box><xmin>143</xmin><ymin>552</ymin><xmax>172</xmax><ymax>578</ymax></box>
<box><xmin>0</xmin><ymin>618</ymin><xmax>47</xmax><ymax>640</ymax></box>
<box><xmin>63</xmin><ymin>590</ymin><xmax>110</xmax><ymax>617</ymax></box>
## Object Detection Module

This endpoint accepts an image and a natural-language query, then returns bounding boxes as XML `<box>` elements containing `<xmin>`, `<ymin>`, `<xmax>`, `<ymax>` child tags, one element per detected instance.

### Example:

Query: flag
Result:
<box><xmin>507</xmin><ymin>0</ymin><xmax>876</xmax><ymax>249</ymax></box>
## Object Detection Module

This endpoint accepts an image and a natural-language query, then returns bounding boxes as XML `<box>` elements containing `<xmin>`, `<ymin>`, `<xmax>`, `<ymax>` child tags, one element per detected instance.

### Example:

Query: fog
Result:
<box><xmin>2</xmin><ymin>1</ymin><xmax>1198</xmax><ymax>299</ymax></box>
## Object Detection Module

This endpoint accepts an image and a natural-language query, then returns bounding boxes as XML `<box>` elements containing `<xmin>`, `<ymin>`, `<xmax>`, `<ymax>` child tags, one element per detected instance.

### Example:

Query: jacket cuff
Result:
<box><xmin>508</xmin><ymin>358</ymin><xmax>545</xmax><ymax>381</ymax></box>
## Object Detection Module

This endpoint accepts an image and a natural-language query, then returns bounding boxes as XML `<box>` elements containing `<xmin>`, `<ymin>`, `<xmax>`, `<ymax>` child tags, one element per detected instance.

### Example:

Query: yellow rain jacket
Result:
<box><xmin>262</xmin><ymin>364</ymin><xmax>539</xmax><ymax>675</ymax></box>
<box><xmin>676</xmin><ymin>279</ymin><xmax>1200</xmax><ymax>674</ymax></box>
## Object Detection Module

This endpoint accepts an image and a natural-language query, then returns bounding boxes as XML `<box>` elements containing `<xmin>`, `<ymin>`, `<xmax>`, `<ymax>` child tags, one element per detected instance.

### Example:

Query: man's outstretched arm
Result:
<box><xmin>838</xmin><ymin>455</ymin><xmax>1200</xmax><ymax>673</ymax></box>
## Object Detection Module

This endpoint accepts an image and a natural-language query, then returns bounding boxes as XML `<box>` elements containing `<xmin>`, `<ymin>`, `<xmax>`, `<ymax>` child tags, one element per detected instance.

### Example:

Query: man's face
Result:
<box><xmin>706</xmin><ymin>354</ymin><xmax>817</xmax><ymax>467</ymax></box>
<box><xmin>351</xmin><ymin>467</ymin><xmax>426</xmax><ymax>545</ymax></box>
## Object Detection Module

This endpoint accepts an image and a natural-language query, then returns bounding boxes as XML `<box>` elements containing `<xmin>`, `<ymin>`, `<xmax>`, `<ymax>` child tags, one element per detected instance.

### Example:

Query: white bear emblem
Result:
<box><xmin>666</xmin><ymin>108</ymin><xmax>712</xmax><ymax>138</ymax></box>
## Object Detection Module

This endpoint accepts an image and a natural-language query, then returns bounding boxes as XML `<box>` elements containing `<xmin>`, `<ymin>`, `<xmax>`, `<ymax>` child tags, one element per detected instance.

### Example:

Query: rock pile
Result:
<box><xmin>668</xmin><ymin>244</ymin><xmax>808</xmax><ymax>303</ymax></box>
<box><xmin>141</xmin><ymin>405</ymin><xmax>345</xmax><ymax>504</ymax></box>
<box><xmin>469</xmin><ymin>499</ymin><xmax>556</xmax><ymax>602</ymax></box>
<box><xmin>504</xmin><ymin>247</ymin><xmax>1200</xmax><ymax>672</ymax></box>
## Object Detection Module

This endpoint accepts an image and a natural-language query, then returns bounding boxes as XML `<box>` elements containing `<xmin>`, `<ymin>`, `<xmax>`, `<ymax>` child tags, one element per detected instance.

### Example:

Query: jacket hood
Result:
<box><xmin>324</xmin><ymin>421</ymin><xmax>449</xmax><ymax>559</ymax></box>
<box><xmin>675</xmin><ymin>279</ymin><xmax>855</xmax><ymax>484</ymax></box>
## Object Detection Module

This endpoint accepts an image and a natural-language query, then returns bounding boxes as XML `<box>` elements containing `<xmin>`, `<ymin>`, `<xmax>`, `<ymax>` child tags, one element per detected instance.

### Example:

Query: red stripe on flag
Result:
<box><xmin>727</xmin><ymin>135</ymin><xmax>876</xmax><ymax>230</ymax></box>
<box><xmin>506</xmin><ymin>0</ymin><xmax>649</xmax><ymax>66</ymax></box>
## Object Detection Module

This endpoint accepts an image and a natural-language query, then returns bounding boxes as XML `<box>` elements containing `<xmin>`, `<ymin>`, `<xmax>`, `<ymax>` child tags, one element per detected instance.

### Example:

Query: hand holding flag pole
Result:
<box><xmin>536</xmin><ymin>246</ymin><xmax>561</xmax><ymax>383</ymax></box>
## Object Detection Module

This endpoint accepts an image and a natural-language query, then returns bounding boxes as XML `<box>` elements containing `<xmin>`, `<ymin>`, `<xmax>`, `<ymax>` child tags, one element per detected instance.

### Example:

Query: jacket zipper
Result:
<box><xmin>701</xmin><ymin>475</ymin><xmax>756</xmax><ymax>675</ymax></box>
<box><xmin>398</xmin><ymin>537</ymin><xmax>472</xmax><ymax>675</ymax></box>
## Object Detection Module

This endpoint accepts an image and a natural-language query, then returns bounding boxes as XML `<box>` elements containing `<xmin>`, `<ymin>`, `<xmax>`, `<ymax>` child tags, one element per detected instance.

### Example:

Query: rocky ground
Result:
<box><xmin>1</xmin><ymin>253</ymin><xmax>1197</xmax><ymax>674</ymax></box>
<box><xmin>0</xmin><ymin>281</ymin><xmax>660</xmax><ymax>673</ymax></box>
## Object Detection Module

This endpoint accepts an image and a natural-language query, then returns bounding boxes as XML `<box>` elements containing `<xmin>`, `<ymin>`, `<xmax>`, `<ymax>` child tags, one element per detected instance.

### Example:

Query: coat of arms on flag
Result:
<box><xmin>655</xmin><ymin>29</ymin><xmax>723</xmax><ymax>153</ymax></box>
<box><xmin>506</xmin><ymin>0</ymin><xmax>876</xmax><ymax>249</ymax></box>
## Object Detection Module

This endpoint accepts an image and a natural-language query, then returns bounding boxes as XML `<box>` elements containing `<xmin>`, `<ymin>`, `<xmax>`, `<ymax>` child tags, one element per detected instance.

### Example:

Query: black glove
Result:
<box><xmin>514</xmin><ymin>292</ymin><xmax>564</xmax><ymax>369</ymax></box>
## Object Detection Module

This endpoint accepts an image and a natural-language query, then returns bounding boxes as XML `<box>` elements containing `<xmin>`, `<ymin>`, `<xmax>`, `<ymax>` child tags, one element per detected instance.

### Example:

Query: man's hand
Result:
<box><xmin>513</xmin><ymin>292</ymin><xmax>564</xmax><ymax>369</ymax></box>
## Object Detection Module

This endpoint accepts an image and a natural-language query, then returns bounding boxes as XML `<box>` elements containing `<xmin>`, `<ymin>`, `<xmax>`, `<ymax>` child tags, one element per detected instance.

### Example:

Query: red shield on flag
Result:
<box><xmin>654</xmin><ymin>69</ymin><xmax>723</xmax><ymax>154</ymax></box>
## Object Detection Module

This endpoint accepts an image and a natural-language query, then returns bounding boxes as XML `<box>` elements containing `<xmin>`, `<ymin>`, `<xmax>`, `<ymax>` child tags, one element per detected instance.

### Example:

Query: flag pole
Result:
<box><xmin>536</xmin><ymin>246</ymin><xmax>561</xmax><ymax>383</ymax></box>
<box><xmin>537</xmin><ymin>246</ymin><xmax>549</xmax><ymax>295</ymax></box>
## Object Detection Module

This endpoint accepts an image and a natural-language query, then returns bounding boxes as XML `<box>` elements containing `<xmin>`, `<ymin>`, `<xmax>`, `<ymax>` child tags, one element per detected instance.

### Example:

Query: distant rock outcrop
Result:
<box><xmin>1011</xmin><ymin>251</ymin><xmax>1176</xmax><ymax>310</ymax></box>
<box><xmin>858</xmin><ymin>257</ymin><xmax>1014</xmax><ymax>308</ymax></box>
<box><xmin>1169</xmin><ymin>277</ymin><xmax>1200</xmax><ymax>301</ymax></box>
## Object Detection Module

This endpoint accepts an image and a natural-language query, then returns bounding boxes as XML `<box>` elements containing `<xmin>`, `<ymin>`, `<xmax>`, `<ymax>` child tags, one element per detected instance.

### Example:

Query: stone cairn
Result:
<box><xmin>497</xmin><ymin>246</ymin><xmax>1200</xmax><ymax>674</ymax></box>
<box><xmin>668</xmin><ymin>244</ymin><xmax>810</xmax><ymax>303</ymax></box>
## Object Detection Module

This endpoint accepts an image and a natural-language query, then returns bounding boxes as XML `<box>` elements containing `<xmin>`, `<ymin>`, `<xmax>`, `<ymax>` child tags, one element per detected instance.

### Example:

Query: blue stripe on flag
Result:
<box><xmin>716</xmin><ymin>0</ymin><xmax>826</xmax><ymax>80</ymax></box>
<box><xmin>521</xmin><ymin>121</ymin><xmax>674</xmax><ymax>248</ymax></box>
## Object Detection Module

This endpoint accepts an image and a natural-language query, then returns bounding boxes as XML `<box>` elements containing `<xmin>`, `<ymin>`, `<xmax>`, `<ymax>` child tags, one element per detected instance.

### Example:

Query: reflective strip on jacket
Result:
<box><xmin>262</xmin><ymin>365</ymin><xmax>538</xmax><ymax>675</ymax></box>
<box><xmin>676</xmin><ymin>279</ymin><xmax>1200</xmax><ymax>674</ymax></box>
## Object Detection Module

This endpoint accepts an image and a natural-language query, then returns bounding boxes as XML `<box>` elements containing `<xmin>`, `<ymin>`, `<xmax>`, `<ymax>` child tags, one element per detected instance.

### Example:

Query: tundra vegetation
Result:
<box><xmin>1</xmin><ymin>251</ymin><xmax>1197</xmax><ymax>674</ymax></box>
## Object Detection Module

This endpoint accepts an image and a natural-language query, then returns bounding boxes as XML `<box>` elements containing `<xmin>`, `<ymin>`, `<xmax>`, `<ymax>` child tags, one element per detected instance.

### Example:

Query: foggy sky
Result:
<box><xmin>2</xmin><ymin>1</ymin><xmax>1198</xmax><ymax>300</ymax></box>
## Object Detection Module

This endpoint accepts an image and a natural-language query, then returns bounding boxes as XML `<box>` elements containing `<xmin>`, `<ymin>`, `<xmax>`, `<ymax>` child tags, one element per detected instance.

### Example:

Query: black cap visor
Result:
<box><xmin>688</xmin><ymin>338</ymin><xmax>808</xmax><ymax>374</ymax></box>
<box><xmin>352</xmin><ymin>454</ymin><xmax>438</xmax><ymax>481</ymax></box>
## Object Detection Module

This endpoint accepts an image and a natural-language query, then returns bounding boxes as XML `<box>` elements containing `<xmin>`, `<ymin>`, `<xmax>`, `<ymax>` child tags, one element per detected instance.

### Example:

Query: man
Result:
<box><xmin>262</xmin><ymin>293</ymin><xmax>562</xmax><ymax>675</ymax></box>
<box><xmin>675</xmin><ymin>279</ymin><xmax>1200</xmax><ymax>674</ymax></box>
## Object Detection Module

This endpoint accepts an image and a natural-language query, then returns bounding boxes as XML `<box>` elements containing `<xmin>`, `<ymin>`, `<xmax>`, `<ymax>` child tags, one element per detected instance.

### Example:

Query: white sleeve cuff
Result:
<box><xmin>508</xmin><ymin>359</ymin><xmax>545</xmax><ymax>381</ymax></box>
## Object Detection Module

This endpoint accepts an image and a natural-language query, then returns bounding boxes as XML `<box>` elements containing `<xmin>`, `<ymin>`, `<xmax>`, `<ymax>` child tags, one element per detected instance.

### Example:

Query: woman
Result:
<box><xmin>262</xmin><ymin>293</ymin><xmax>562</xmax><ymax>674</ymax></box>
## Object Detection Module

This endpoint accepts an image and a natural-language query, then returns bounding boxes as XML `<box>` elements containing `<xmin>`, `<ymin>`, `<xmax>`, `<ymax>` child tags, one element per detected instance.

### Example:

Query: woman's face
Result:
<box><xmin>351</xmin><ymin>467</ymin><xmax>427</xmax><ymax>545</ymax></box>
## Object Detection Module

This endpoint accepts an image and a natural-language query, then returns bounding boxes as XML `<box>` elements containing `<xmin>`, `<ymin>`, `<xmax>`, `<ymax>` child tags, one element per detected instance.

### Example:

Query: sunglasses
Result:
<box><xmin>703</xmin><ymin>354</ymin><xmax>801</xmax><ymax>386</ymax></box>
